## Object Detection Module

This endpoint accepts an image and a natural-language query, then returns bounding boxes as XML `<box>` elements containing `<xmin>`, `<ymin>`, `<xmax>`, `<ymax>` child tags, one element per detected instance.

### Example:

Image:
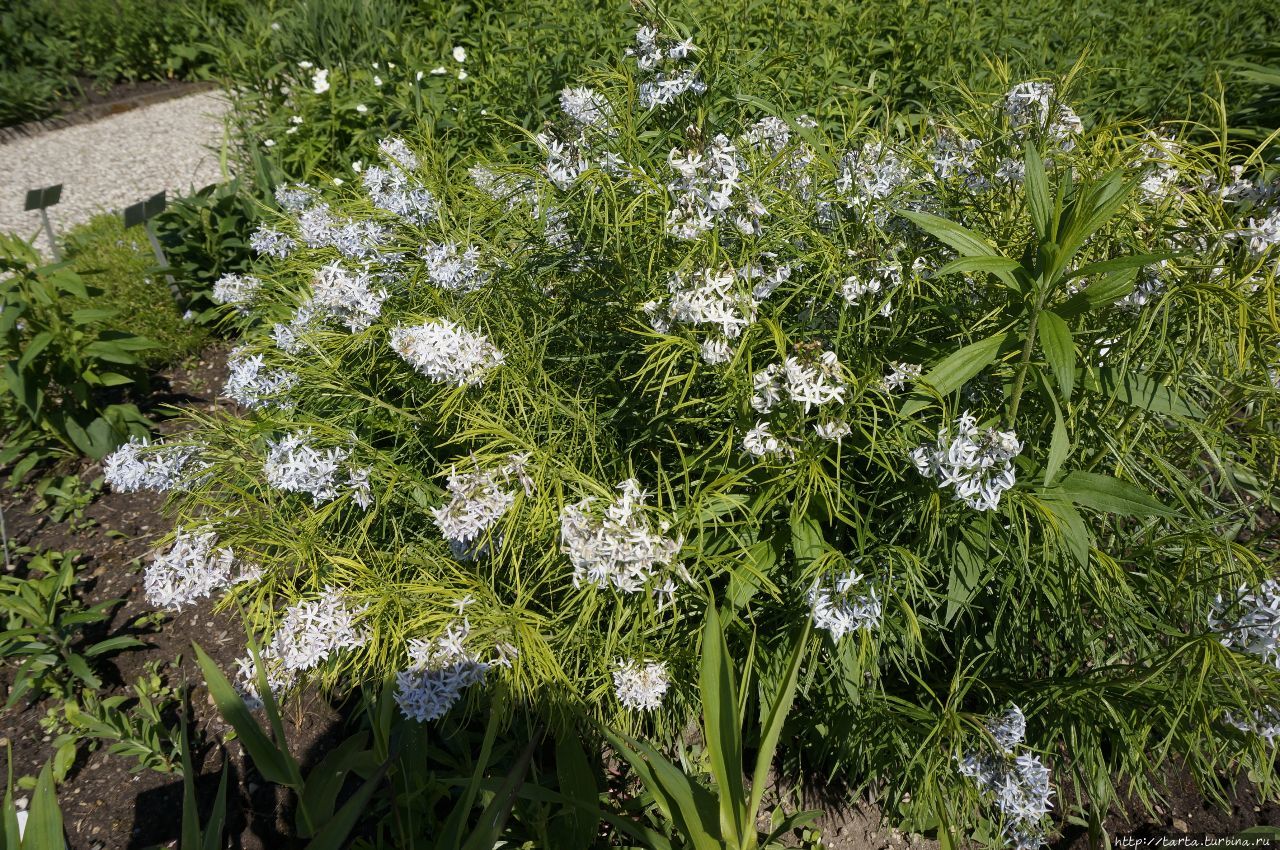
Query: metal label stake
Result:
<box><xmin>24</xmin><ymin>184</ymin><xmax>63</xmax><ymax>261</ymax></box>
<box><xmin>123</xmin><ymin>191</ymin><xmax>181</xmax><ymax>307</ymax></box>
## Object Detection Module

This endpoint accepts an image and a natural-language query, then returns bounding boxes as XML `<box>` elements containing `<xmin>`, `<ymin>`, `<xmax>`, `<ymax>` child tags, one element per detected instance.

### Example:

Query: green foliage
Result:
<box><xmin>193</xmin><ymin>641</ymin><xmax>597</xmax><ymax>848</ymax></box>
<box><xmin>1</xmin><ymin>754</ymin><xmax>65</xmax><ymax>850</ymax></box>
<box><xmin>204</xmin><ymin>0</ymin><xmax>1280</xmax><ymax>186</ymax></box>
<box><xmin>60</xmin><ymin>214</ymin><xmax>208</xmax><ymax>365</ymax></box>
<box><xmin>58</xmin><ymin>662</ymin><xmax>184</xmax><ymax>775</ymax></box>
<box><xmin>145</xmin><ymin>20</ymin><xmax>1280</xmax><ymax>846</ymax></box>
<box><xmin>0</xmin><ymin>0</ymin><xmax>250</xmax><ymax>126</ymax></box>
<box><xmin>154</xmin><ymin>179</ymin><xmax>266</xmax><ymax>324</ymax></box>
<box><xmin>0</xmin><ymin>233</ymin><xmax>154</xmax><ymax>471</ymax></box>
<box><xmin>0</xmin><ymin>550</ymin><xmax>145</xmax><ymax>708</ymax></box>
<box><xmin>605</xmin><ymin>607</ymin><xmax>819</xmax><ymax>850</ymax></box>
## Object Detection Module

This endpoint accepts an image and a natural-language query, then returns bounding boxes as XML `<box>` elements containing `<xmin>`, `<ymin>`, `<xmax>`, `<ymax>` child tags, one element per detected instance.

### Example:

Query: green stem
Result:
<box><xmin>1006</xmin><ymin>299</ymin><xmax>1044</xmax><ymax>428</ymax></box>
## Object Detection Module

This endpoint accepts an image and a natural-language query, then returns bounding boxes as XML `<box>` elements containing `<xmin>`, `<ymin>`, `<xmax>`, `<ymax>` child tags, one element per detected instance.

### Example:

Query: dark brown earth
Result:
<box><xmin>0</xmin><ymin>347</ymin><xmax>344</xmax><ymax>850</ymax></box>
<box><xmin>1</xmin><ymin>345</ymin><xmax>1277</xmax><ymax>849</ymax></box>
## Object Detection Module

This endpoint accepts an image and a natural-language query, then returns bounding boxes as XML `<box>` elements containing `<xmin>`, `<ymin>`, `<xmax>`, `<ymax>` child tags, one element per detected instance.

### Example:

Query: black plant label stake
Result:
<box><xmin>123</xmin><ymin>191</ymin><xmax>181</xmax><ymax>307</ymax></box>
<box><xmin>24</xmin><ymin>184</ymin><xmax>63</xmax><ymax>261</ymax></box>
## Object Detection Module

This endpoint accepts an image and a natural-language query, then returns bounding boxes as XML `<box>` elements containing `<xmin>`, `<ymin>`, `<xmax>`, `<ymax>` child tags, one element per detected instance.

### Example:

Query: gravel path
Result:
<box><xmin>0</xmin><ymin>91</ymin><xmax>230</xmax><ymax>257</ymax></box>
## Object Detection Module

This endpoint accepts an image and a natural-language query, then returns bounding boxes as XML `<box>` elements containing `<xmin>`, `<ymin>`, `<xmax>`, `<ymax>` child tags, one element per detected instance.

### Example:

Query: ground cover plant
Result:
<box><xmin>99</xmin><ymin>8</ymin><xmax>1280</xmax><ymax>847</ymax></box>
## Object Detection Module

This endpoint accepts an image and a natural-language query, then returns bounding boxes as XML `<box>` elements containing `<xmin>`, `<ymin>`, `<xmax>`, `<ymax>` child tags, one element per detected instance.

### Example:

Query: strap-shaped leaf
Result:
<box><xmin>192</xmin><ymin>642</ymin><xmax>296</xmax><ymax>787</ymax></box>
<box><xmin>747</xmin><ymin>619</ymin><xmax>812</xmax><ymax>832</ymax></box>
<box><xmin>700</xmin><ymin>605</ymin><xmax>747</xmax><ymax>843</ymax></box>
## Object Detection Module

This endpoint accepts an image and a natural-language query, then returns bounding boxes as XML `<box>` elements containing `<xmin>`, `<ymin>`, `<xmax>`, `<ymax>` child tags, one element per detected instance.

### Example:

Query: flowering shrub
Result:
<box><xmin>111</xmin><ymin>14</ymin><xmax>1280</xmax><ymax>847</ymax></box>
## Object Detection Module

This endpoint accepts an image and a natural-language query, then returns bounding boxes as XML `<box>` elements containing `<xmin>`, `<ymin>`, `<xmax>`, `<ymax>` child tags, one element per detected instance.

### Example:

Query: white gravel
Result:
<box><xmin>0</xmin><ymin>91</ymin><xmax>231</xmax><ymax>257</ymax></box>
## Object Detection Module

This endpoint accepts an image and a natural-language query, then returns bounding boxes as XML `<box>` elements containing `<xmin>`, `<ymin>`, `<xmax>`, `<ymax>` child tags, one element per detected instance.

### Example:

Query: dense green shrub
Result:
<box><xmin>0</xmin><ymin>233</ymin><xmax>154</xmax><ymax>471</ymax></box>
<box><xmin>60</xmin><ymin>214</ymin><xmax>209</xmax><ymax>367</ymax></box>
<box><xmin>108</xmin><ymin>15</ymin><xmax>1280</xmax><ymax>846</ymax></box>
<box><xmin>204</xmin><ymin>0</ymin><xmax>1280</xmax><ymax>186</ymax></box>
<box><xmin>0</xmin><ymin>0</ymin><xmax>249</xmax><ymax>126</ymax></box>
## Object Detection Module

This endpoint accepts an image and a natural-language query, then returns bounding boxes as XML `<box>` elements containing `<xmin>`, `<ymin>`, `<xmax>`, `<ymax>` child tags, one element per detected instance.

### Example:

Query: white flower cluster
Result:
<box><xmin>237</xmin><ymin>586</ymin><xmax>368</xmax><ymax>703</ymax></box>
<box><xmin>1237</xmin><ymin>207</ymin><xmax>1280</xmax><ymax>256</ymax></box>
<box><xmin>666</xmin><ymin>136</ymin><xmax>759</xmax><ymax>238</ymax></box>
<box><xmin>538</xmin><ymin>131</ymin><xmax>590</xmax><ymax>190</ymax></box>
<box><xmin>809</xmin><ymin>570</ymin><xmax>882</xmax><ymax>640</ymax></box>
<box><xmin>1136</xmin><ymin>134</ymin><xmax>1182</xmax><ymax>202</ymax></box>
<box><xmin>104</xmin><ymin>436</ymin><xmax>207</xmax><ymax>494</ymax></box>
<box><xmin>560</xmin><ymin>86</ymin><xmax>612</xmax><ymax>129</ymax></box>
<box><xmin>957</xmin><ymin>706</ymin><xmax>1054</xmax><ymax>850</ymax></box>
<box><xmin>272</xmin><ymin>299</ymin><xmax>325</xmax><ymax>353</ymax></box>
<box><xmin>212</xmin><ymin>273</ymin><xmax>263</xmax><ymax>308</ymax></box>
<box><xmin>613</xmin><ymin>658</ymin><xmax>670</xmax><ymax>711</ymax></box>
<box><xmin>1208</xmin><ymin>579</ymin><xmax>1280</xmax><ymax>667</ymax></box>
<box><xmin>835</xmin><ymin>143</ymin><xmax>915</xmax><ymax>217</ymax></box>
<box><xmin>310</xmin><ymin>261</ymin><xmax>389</xmax><ymax>332</ymax></box>
<box><xmin>1226</xmin><ymin>706</ymin><xmax>1280</xmax><ymax>742</ymax></box>
<box><xmin>363</xmin><ymin>136</ymin><xmax>437</xmax><ymax>224</ymax></box>
<box><xmin>560</xmin><ymin>479</ymin><xmax>683</xmax><ymax>593</ymax></box>
<box><xmin>145</xmin><ymin>528</ymin><xmax>260</xmax><ymax>611</ymax></box>
<box><xmin>389</xmin><ymin>319</ymin><xmax>505</xmax><ymax>387</ymax></box>
<box><xmin>742</xmin><ymin>420</ymin><xmax>790</xmax><ymax>459</ymax></box>
<box><xmin>842</xmin><ymin>260</ymin><xmax>904</xmax><ymax>307</ymax></box>
<box><xmin>752</xmin><ymin>352</ymin><xmax>847</xmax><ymax>414</ymax></box>
<box><xmin>432</xmin><ymin>454</ymin><xmax>533</xmax><ymax>550</ymax></box>
<box><xmin>1116</xmin><ymin>264</ymin><xmax>1166</xmax><ymax>310</ymax></box>
<box><xmin>814</xmin><ymin>419</ymin><xmax>851</xmax><ymax>442</ymax></box>
<box><xmin>883</xmin><ymin>361</ymin><xmax>923</xmax><ymax>391</ymax></box>
<box><xmin>1004</xmin><ymin>82</ymin><xmax>1083</xmax><ymax>151</ymax></box>
<box><xmin>394</xmin><ymin>617</ymin><xmax>514</xmax><ymax>722</ymax></box>
<box><xmin>274</xmin><ymin>184</ymin><xmax>315</xmax><ymax>212</ymax></box>
<box><xmin>422</xmin><ymin>242</ymin><xmax>490</xmax><ymax>291</ymax></box>
<box><xmin>911</xmin><ymin>413</ymin><xmax>1022</xmax><ymax>512</ymax></box>
<box><xmin>265</xmin><ymin>430</ymin><xmax>367</xmax><ymax>507</ymax></box>
<box><xmin>224</xmin><ymin>348</ymin><xmax>299</xmax><ymax>409</ymax></box>
<box><xmin>297</xmin><ymin>203</ymin><xmax>390</xmax><ymax>261</ymax></box>
<box><xmin>645</xmin><ymin>267</ymin><xmax>758</xmax><ymax>339</ymax></box>
<box><xmin>249</xmin><ymin>224</ymin><xmax>295</xmax><ymax>259</ymax></box>
<box><xmin>629</xmin><ymin>25</ymin><xmax>704</xmax><ymax>110</ymax></box>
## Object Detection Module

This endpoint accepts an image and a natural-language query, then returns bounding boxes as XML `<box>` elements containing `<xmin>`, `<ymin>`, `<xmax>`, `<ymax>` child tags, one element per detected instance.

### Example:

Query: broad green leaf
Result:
<box><xmin>296</xmin><ymin>732</ymin><xmax>371</xmax><ymax>837</ymax></box>
<box><xmin>84</xmin><ymin>636</ymin><xmax>146</xmax><ymax>657</ymax></box>
<box><xmin>69</xmin><ymin>308</ymin><xmax>119</xmax><ymax>324</ymax></box>
<box><xmin>1044</xmin><ymin>401</ymin><xmax>1070</xmax><ymax>486</ymax></box>
<box><xmin>1063</xmin><ymin>252</ymin><xmax>1172</xmax><ymax>282</ymax></box>
<box><xmin>65</xmin><ymin>654</ymin><xmax>101</xmax><ymax>689</ymax></box>
<box><xmin>1037</xmin><ymin>310</ymin><xmax>1075</xmax><ymax>401</ymax></box>
<box><xmin>747</xmin><ymin>618</ymin><xmax>812</xmax><ymax>828</ymax></box>
<box><xmin>1039</xmin><ymin>494</ymin><xmax>1091</xmax><ymax>567</ymax></box>
<box><xmin>459</xmin><ymin>735</ymin><xmax>538</xmax><ymax>850</ymax></box>
<box><xmin>303</xmin><ymin>759</ymin><xmax>391</xmax><ymax>850</ymax></box>
<box><xmin>1092</xmin><ymin>368</ymin><xmax>1203</xmax><ymax>419</ymax></box>
<box><xmin>17</xmin><ymin>332</ymin><xmax>53</xmax><ymax>373</ymax></box>
<box><xmin>27</xmin><ymin>762</ymin><xmax>64</xmax><ymax>850</ymax></box>
<box><xmin>1058</xmin><ymin>471</ymin><xmax>1175</xmax><ymax>517</ymax></box>
<box><xmin>551</xmin><ymin>729</ymin><xmax>600</xmax><ymax>850</ymax></box>
<box><xmin>934</xmin><ymin>255</ymin><xmax>1024</xmax><ymax>278</ymax></box>
<box><xmin>193</xmin><ymin>642</ymin><xmax>295</xmax><ymax>786</ymax></box>
<box><xmin>700</xmin><ymin>606</ymin><xmax>746</xmax><ymax>843</ymax></box>
<box><xmin>907</xmin><ymin>332</ymin><xmax>1014</xmax><ymax>413</ymax></box>
<box><xmin>900</xmin><ymin>210</ymin><xmax>1020</xmax><ymax>291</ymax></box>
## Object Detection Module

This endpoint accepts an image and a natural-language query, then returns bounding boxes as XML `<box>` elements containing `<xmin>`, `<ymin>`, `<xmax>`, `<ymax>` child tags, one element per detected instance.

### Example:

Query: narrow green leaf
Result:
<box><xmin>202</xmin><ymin>763</ymin><xmax>230</xmax><ymax>850</ymax></box>
<box><xmin>303</xmin><ymin>759</ymin><xmax>390</xmax><ymax>850</ymax></box>
<box><xmin>296</xmin><ymin>732</ymin><xmax>371</xmax><ymax>837</ymax></box>
<box><xmin>1023</xmin><ymin>143</ymin><xmax>1052</xmax><ymax>241</ymax></box>
<box><xmin>1039</xmin><ymin>494</ymin><xmax>1091</xmax><ymax>567</ymax></box>
<box><xmin>934</xmin><ymin>255</ymin><xmax>1024</xmax><ymax>278</ymax></box>
<box><xmin>1092</xmin><ymin>368</ymin><xmax>1203</xmax><ymax>419</ymax></box>
<box><xmin>552</xmin><ymin>728</ymin><xmax>600</xmax><ymax>850</ymax></box>
<box><xmin>1044</xmin><ymin>401</ymin><xmax>1070</xmax><ymax>486</ymax></box>
<box><xmin>459</xmin><ymin>734</ymin><xmax>539</xmax><ymax>850</ymax></box>
<box><xmin>27</xmin><ymin>762</ymin><xmax>64</xmax><ymax>849</ymax></box>
<box><xmin>747</xmin><ymin>619</ymin><xmax>812</xmax><ymax>828</ymax></box>
<box><xmin>911</xmin><ymin>332</ymin><xmax>1014</xmax><ymax>402</ymax></box>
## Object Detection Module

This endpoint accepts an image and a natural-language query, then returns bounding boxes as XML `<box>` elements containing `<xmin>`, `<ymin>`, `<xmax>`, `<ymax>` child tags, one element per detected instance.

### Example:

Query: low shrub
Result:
<box><xmin>112</xmin><ymin>15</ymin><xmax>1280</xmax><ymax>848</ymax></box>
<box><xmin>61</xmin><ymin>214</ymin><xmax>209</xmax><ymax>366</ymax></box>
<box><xmin>0</xmin><ymin>233</ymin><xmax>155</xmax><ymax>471</ymax></box>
